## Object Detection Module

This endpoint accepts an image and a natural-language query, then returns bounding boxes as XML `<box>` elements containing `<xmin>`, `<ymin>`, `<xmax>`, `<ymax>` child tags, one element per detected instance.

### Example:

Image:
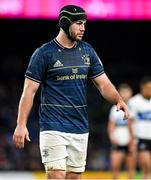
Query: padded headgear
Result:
<box><xmin>59</xmin><ymin>5</ymin><xmax>87</xmax><ymax>38</ymax></box>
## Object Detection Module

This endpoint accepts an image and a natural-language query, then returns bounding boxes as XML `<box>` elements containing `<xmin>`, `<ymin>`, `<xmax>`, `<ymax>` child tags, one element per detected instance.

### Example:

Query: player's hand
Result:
<box><xmin>13</xmin><ymin>125</ymin><xmax>31</xmax><ymax>149</ymax></box>
<box><xmin>116</xmin><ymin>100</ymin><xmax>129</xmax><ymax>120</ymax></box>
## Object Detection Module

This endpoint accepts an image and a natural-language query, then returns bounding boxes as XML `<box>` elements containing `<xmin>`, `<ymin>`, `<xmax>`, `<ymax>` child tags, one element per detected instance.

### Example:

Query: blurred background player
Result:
<box><xmin>128</xmin><ymin>76</ymin><xmax>151</xmax><ymax>179</ymax></box>
<box><xmin>108</xmin><ymin>83</ymin><xmax>136</xmax><ymax>179</ymax></box>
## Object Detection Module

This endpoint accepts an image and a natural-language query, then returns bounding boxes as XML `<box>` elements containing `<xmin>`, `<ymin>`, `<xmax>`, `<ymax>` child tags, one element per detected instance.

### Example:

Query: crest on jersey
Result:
<box><xmin>42</xmin><ymin>149</ymin><xmax>49</xmax><ymax>157</ymax></box>
<box><xmin>83</xmin><ymin>54</ymin><xmax>90</xmax><ymax>65</ymax></box>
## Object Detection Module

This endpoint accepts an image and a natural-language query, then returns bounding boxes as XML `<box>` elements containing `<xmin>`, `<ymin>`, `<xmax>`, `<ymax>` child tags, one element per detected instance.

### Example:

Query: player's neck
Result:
<box><xmin>56</xmin><ymin>30</ymin><xmax>76</xmax><ymax>49</ymax></box>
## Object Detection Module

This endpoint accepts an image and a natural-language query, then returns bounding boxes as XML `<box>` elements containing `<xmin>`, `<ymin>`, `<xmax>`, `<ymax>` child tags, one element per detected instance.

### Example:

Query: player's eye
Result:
<box><xmin>76</xmin><ymin>21</ymin><xmax>86</xmax><ymax>25</ymax></box>
<box><xmin>76</xmin><ymin>21</ymin><xmax>82</xmax><ymax>25</ymax></box>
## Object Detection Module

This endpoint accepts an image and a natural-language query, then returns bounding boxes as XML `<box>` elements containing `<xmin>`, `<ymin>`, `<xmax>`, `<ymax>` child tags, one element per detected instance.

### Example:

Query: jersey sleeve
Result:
<box><xmin>25</xmin><ymin>48</ymin><xmax>47</xmax><ymax>83</ymax></box>
<box><xmin>89</xmin><ymin>48</ymin><xmax>104</xmax><ymax>79</ymax></box>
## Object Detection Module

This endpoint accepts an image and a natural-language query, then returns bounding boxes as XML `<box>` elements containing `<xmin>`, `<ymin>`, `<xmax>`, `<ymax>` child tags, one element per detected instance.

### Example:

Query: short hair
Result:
<box><xmin>117</xmin><ymin>83</ymin><xmax>132</xmax><ymax>91</ymax></box>
<box><xmin>140</xmin><ymin>76</ymin><xmax>151</xmax><ymax>86</ymax></box>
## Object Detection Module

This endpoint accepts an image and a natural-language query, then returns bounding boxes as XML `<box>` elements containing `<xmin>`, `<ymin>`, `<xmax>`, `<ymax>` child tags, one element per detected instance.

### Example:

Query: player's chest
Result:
<box><xmin>47</xmin><ymin>50</ymin><xmax>90</xmax><ymax>76</ymax></box>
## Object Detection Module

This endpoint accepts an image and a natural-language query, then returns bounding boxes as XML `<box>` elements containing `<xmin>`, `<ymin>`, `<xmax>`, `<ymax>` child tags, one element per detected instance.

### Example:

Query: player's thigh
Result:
<box><xmin>66</xmin><ymin>133</ymin><xmax>88</xmax><ymax>173</ymax></box>
<box><xmin>126</xmin><ymin>152</ymin><xmax>136</xmax><ymax>170</ymax></box>
<box><xmin>39</xmin><ymin>131</ymin><xmax>68</xmax><ymax>171</ymax></box>
<box><xmin>138</xmin><ymin>150</ymin><xmax>151</xmax><ymax>167</ymax></box>
<box><xmin>110</xmin><ymin>150</ymin><xmax>125</xmax><ymax>168</ymax></box>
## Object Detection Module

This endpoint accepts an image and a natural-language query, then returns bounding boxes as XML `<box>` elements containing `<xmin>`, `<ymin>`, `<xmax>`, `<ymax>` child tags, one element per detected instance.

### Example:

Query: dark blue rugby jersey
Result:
<box><xmin>25</xmin><ymin>39</ymin><xmax>104</xmax><ymax>133</ymax></box>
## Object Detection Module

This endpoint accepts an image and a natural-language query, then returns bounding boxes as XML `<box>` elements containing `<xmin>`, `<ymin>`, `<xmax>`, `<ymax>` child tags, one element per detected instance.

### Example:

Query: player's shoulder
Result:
<box><xmin>32</xmin><ymin>39</ymin><xmax>58</xmax><ymax>57</ymax></box>
<box><xmin>79</xmin><ymin>40</ymin><xmax>93</xmax><ymax>49</ymax></box>
<box><xmin>38</xmin><ymin>39</ymin><xmax>58</xmax><ymax>54</ymax></box>
<box><xmin>128</xmin><ymin>94</ymin><xmax>142</xmax><ymax>104</ymax></box>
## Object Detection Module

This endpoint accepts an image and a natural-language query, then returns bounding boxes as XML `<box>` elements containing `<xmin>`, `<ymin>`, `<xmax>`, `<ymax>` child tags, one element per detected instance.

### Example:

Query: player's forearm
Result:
<box><xmin>93</xmin><ymin>74</ymin><xmax>123</xmax><ymax>105</ymax></box>
<box><xmin>99</xmin><ymin>82</ymin><xmax>122</xmax><ymax>105</ymax></box>
<box><xmin>17</xmin><ymin>92</ymin><xmax>35</xmax><ymax>127</ymax></box>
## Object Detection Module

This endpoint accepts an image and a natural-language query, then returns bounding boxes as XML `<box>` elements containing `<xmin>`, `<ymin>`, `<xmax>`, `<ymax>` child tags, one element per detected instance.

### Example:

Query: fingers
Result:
<box><xmin>13</xmin><ymin>134</ymin><xmax>25</xmax><ymax>149</ymax></box>
<box><xmin>26</xmin><ymin>133</ymin><xmax>31</xmax><ymax>142</ymax></box>
<box><xmin>13</xmin><ymin>127</ymin><xmax>31</xmax><ymax>149</ymax></box>
<box><xmin>116</xmin><ymin>102</ymin><xmax>129</xmax><ymax>120</ymax></box>
<box><xmin>13</xmin><ymin>132</ymin><xmax>31</xmax><ymax>149</ymax></box>
<box><xmin>123</xmin><ymin>105</ymin><xmax>129</xmax><ymax>120</ymax></box>
<box><xmin>116</xmin><ymin>104</ymin><xmax>120</xmax><ymax>112</ymax></box>
<box><xmin>124</xmin><ymin>110</ymin><xmax>129</xmax><ymax>120</ymax></box>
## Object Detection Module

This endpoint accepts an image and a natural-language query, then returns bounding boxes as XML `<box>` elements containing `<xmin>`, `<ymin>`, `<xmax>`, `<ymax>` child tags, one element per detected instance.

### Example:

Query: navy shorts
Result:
<box><xmin>111</xmin><ymin>144</ymin><xmax>129</xmax><ymax>154</ymax></box>
<box><xmin>138</xmin><ymin>139</ymin><xmax>151</xmax><ymax>151</ymax></box>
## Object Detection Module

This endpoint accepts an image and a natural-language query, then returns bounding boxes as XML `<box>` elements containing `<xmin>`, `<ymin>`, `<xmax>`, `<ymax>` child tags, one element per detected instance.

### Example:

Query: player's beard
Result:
<box><xmin>71</xmin><ymin>36</ymin><xmax>82</xmax><ymax>42</ymax></box>
<box><xmin>69</xmin><ymin>32</ymin><xmax>83</xmax><ymax>42</ymax></box>
<box><xmin>69</xmin><ymin>28</ymin><xmax>84</xmax><ymax>41</ymax></box>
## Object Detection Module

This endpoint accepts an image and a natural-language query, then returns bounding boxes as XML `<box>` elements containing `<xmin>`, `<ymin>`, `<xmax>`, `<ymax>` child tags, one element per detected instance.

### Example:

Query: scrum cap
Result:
<box><xmin>59</xmin><ymin>5</ymin><xmax>87</xmax><ymax>38</ymax></box>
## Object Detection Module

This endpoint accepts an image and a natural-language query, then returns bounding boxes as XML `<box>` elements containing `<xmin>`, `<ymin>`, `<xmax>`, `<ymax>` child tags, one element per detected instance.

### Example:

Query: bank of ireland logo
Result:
<box><xmin>72</xmin><ymin>68</ymin><xmax>78</xmax><ymax>74</ymax></box>
<box><xmin>83</xmin><ymin>54</ymin><xmax>90</xmax><ymax>65</ymax></box>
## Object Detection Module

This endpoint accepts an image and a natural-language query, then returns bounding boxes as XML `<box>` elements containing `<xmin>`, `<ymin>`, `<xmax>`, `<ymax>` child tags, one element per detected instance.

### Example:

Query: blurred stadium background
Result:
<box><xmin>0</xmin><ymin>0</ymin><xmax>150</xmax><ymax>179</ymax></box>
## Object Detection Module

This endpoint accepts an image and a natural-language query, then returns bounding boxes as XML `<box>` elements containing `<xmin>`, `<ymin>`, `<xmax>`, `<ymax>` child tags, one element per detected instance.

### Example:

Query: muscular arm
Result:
<box><xmin>13</xmin><ymin>78</ymin><xmax>40</xmax><ymax>148</ymax></box>
<box><xmin>17</xmin><ymin>78</ymin><xmax>40</xmax><ymax>126</ymax></box>
<box><xmin>93</xmin><ymin>73</ymin><xmax>129</xmax><ymax>119</ymax></box>
<box><xmin>93</xmin><ymin>73</ymin><xmax>122</xmax><ymax>104</ymax></box>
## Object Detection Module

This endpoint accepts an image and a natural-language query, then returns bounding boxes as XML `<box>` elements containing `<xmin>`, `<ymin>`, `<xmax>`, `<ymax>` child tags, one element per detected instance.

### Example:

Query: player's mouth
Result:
<box><xmin>78</xmin><ymin>33</ymin><xmax>84</xmax><ymax>37</ymax></box>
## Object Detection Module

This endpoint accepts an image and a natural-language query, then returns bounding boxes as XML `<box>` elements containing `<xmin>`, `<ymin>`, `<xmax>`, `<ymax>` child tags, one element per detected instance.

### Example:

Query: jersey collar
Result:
<box><xmin>54</xmin><ymin>38</ymin><xmax>77</xmax><ymax>49</ymax></box>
